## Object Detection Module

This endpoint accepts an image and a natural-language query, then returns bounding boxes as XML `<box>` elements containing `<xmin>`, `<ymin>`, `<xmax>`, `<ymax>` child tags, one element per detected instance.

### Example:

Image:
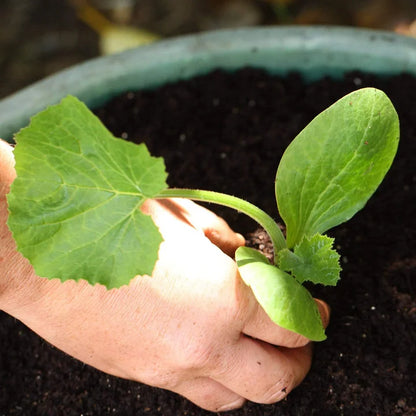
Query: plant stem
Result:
<box><xmin>156</xmin><ymin>188</ymin><xmax>287</xmax><ymax>256</ymax></box>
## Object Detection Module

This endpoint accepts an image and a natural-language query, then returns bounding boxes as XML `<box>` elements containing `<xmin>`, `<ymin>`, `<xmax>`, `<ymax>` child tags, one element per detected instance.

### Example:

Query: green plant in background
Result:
<box><xmin>7</xmin><ymin>88</ymin><xmax>399</xmax><ymax>341</ymax></box>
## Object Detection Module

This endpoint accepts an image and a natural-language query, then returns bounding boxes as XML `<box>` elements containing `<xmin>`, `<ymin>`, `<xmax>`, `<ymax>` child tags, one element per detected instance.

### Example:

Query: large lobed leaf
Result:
<box><xmin>276</xmin><ymin>88</ymin><xmax>400</xmax><ymax>248</ymax></box>
<box><xmin>7</xmin><ymin>96</ymin><xmax>167</xmax><ymax>288</ymax></box>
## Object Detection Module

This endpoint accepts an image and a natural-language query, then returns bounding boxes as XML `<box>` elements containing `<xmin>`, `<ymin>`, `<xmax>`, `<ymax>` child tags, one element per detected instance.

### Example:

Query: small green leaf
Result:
<box><xmin>276</xmin><ymin>88</ymin><xmax>400</xmax><ymax>248</ymax></box>
<box><xmin>7</xmin><ymin>96</ymin><xmax>167</xmax><ymax>288</ymax></box>
<box><xmin>236</xmin><ymin>246</ymin><xmax>326</xmax><ymax>341</ymax></box>
<box><xmin>277</xmin><ymin>234</ymin><xmax>341</xmax><ymax>286</ymax></box>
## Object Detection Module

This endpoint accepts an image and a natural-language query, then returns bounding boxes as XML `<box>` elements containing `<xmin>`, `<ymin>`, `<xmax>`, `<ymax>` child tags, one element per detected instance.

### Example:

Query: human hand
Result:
<box><xmin>0</xmin><ymin>139</ymin><xmax>329</xmax><ymax>412</ymax></box>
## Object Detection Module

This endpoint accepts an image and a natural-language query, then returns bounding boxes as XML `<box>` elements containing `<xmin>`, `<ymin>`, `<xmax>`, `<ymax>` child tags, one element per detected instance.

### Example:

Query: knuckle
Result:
<box><xmin>154</xmin><ymin>374</ymin><xmax>179</xmax><ymax>390</ymax></box>
<box><xmin>175</xmin><ymin>340</ymin><xmax>219</xmax><ymax>374</ymax></box>
<box><xmin>144</xmin><ymin>368</ymin><xmax>181</xmax><ymax>390</ymax></box>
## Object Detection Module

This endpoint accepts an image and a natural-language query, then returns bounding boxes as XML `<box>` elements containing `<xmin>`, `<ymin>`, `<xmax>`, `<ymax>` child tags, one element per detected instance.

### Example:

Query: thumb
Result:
<box><xmin>161</xmin><ymin>198</ymin><xmax>246</xmax><ymax>257</ymax></box>
<box><xmin>202</xmin><ymin>216</ymin><xmax>245</xmax><ymax>257</ymax></box>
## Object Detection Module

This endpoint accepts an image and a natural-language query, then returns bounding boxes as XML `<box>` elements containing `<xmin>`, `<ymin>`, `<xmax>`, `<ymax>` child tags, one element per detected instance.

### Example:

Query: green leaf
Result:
<box><xmin>236</xmin><ymin>246</ymin><xmax>326</xmax><ymax>341</ymax></box>
<box><xmin>277</xmin><ymin>234</ymin><xmax>341</xmax><ymax>286</ymax></box>
<box><xmin>7</xmin><ymin>96</ymin><xmax>167</xmax><ymax>288</ymax></box>
<box><xmin>275</xmin><ymin>88</ymin><xmax>400</xmax><ymax>248</ymax></box>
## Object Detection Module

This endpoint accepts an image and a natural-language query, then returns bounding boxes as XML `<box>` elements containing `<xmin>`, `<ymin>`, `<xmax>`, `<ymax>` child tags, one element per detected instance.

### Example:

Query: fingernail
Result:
<box><xmin>236</xmin><ymin>233</ymin><xmax>246</xmax><ymax>245</ymax></box>
<box><xmin>315</xmin><ymin>299</ymin><xmax>331</xmax><ymax>329</ymax></box>
<box><xmin>216</xmin><ymin>397</ymin><xmax>245</xmax><ymax>412</ymax></box>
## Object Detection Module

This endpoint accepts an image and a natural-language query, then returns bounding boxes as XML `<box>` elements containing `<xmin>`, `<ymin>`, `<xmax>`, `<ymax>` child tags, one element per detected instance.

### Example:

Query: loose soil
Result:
<box><xmin>1</xmin><ymin>68</ymin><xmax>415</xmax><ymax>415</ymax></box>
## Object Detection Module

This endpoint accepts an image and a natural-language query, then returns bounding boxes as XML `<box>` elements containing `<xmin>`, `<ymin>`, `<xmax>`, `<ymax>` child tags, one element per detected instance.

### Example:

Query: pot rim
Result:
<box><xmin>1</xmin><ymin>25</ymin><xmax>416</xmax><ymax>141</ymax></box>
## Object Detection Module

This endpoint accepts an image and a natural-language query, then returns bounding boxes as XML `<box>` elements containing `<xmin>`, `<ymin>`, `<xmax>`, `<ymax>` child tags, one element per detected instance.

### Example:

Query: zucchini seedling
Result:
<box><xmin>7</xmin><ymin>88</ymin><xmax>399</xmax><ymax>341</ymax></box>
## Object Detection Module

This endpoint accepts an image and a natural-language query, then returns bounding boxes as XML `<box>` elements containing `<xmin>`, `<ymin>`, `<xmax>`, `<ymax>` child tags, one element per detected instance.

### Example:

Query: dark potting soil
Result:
<box><xmin>1</xmin><ymin>68</ymin><xmax>415</xmax><ymax>416</ymax></box>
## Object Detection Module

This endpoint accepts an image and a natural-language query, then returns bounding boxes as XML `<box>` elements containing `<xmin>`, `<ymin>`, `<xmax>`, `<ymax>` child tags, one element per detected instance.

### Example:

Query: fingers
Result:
<box><xmin>211</xmin><ymin>335</ymin><xmax>312</xmax><ymax>404</ymax></box>
<box><xmin>174</xmin><ymin>198</ymin><xmax>245</xmax><ymax>256</ymax></box>
<box><xmin>202</xmin><ymin>218</ymin><xmax>245</xmax><ymax>257</ymax></box>
<box><xmin>147</xmin><ymin>198</ymin><xmax>245</xmax><ymax>256</ymax></box>
<box><xmin>174</xmin><ymin>377</ymin><xmax>245</xmax><ymax>412</ymax></box>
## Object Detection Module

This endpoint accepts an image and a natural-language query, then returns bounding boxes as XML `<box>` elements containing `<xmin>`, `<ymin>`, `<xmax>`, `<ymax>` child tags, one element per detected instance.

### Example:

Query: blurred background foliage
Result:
<box><xmin>0</xmin><ymin>0</ymin><xmax>415</xmax><ymax>99</ymax></box>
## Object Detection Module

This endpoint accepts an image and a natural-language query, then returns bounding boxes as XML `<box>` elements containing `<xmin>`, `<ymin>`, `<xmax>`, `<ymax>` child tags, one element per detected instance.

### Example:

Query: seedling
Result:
<box><xmin>7</xmin><ymin>88</ymin><xmax>399</xmax><ymax>341</ymax></box>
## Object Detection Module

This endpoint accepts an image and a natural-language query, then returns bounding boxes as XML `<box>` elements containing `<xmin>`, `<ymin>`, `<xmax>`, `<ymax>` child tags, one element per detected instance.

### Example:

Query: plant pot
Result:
<box><xmin>1</xmin><ymin>26</ymin><xmax>415</xmax><ymax>415</ymax></box>
<box><xmin>1</xmin><ymin>26</ymin><xmax>416</xmax><ymax>141</ymax></box>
